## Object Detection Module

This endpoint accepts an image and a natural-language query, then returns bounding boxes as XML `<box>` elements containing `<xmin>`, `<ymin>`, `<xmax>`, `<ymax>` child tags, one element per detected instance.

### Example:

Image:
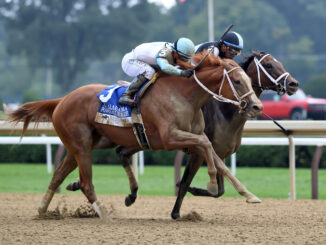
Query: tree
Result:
<box><xmin>303</xmin><ymin>73</ymin><xmax>326</xmax><ymax>98</ymax></box>
<box><xmin>0</xmin><ymin>0</ymin><xmax>151</xmax><ymax>95</ymax></box>
<box><xmin>0</xmin><ymin>95</ymin><xmax>3</xmax><ymax>111</ymax></box>
<box><xmin>261</xmin><ymin>0</ymin><xmax>326</xmax><ymax>53</ymax></box>
<box><xmin>22</xmin><ymin>89</ymin><xmax>41</xmax><ymax>103</ymax></box>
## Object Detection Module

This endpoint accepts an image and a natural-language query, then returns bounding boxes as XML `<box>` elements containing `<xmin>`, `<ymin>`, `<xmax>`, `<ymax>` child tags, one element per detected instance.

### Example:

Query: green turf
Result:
<box><xmin>0</xmin><ymin>111</ymin><xmax>6</xmax><ymax>120</ymax></box>
<box><xmin>0</xmin><ymin>164</ymin><xmax>325</xmax><ymax>199</ymax></box>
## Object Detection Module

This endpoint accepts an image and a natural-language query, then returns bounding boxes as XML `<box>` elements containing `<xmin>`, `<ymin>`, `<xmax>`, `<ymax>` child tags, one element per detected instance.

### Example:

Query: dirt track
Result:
<box><xmin>0</xmin><ymin>193</ymin><xmax>325</xmax><ymax>244</ymax></box>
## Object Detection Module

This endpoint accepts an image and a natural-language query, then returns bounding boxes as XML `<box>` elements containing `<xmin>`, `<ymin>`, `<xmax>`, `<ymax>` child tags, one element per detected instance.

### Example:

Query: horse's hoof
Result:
<box><xmin>125</xmin><ymin>195</ymin><xmax>136</xmax><ymax>207</ymax></box>
<box><xmin>207</xmin><ymin>182</ymin><xmax>218</xmax><ymax>195</ymax></box>
<box><xmin>38</xmin><ymin>206</ymin><xmax>46</xmax><ymax>215</ymax></box>
<box><xmin>93</xmin><ymin>201</ymin><xmax>110</xmax><ymax>221</ymax></box>
<box><xmin>171</xmin><ymin>212</ymin><xmax>180</xmax><ymax>220</ymax></box>
<box><xmin>65</xmin><ymin>182</ymin><xmax>80</xmax><ymax>191</ymax></box>
<box><xmin>246</xmin><ymin>196</ymin><xmax>262</xmax><ymax>203</ymax></box>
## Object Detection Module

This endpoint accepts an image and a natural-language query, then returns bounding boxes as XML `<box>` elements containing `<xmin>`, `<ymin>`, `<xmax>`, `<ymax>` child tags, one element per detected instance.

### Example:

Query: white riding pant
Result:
<box><xmin>121</xmin><ymin>52</ymin><xmax>156</xmax><ymax>80</ymax></box>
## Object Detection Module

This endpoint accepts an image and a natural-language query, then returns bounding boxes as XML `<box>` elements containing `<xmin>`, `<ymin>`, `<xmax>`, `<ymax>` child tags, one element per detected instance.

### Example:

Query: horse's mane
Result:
<box><xmin>178</xmin><ymin>50</ymin><xmax>240</xmax><ymax>71</ymax></box>
<box><xmin>192</xmin><ymin>51</ymin><xmax>222</xmax><ymax>69</ymax></box>
<box><xmin>239</xmin><ymin>51</ymin><xmax>266</xmax><ymax>71</ymax></box>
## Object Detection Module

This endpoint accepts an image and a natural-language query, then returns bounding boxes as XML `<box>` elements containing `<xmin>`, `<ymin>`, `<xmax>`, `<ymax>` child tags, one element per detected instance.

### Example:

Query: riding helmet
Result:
<box><xmin>173</xmin><ymin>37</ymin><xmax>195</xmax><ymax>60</ymax></box>
<box><xmin>221</xmin><ymin>31</ymin><xmax>244</xmax><ymax>49</ymax></box>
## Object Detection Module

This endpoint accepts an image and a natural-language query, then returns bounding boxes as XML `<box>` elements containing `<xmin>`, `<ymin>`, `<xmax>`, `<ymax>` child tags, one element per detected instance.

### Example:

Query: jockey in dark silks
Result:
<box><xmin>195</xmin><ymin>31</ymin><xmax>243</xmax><ymax>59</ymax></box>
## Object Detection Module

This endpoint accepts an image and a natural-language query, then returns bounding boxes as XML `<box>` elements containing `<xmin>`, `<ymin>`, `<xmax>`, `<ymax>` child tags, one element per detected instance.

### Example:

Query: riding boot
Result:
<box><xmin>119</xmin><ymin>73</ymin><xmax>149</xmax><ymax>106</ymax></box>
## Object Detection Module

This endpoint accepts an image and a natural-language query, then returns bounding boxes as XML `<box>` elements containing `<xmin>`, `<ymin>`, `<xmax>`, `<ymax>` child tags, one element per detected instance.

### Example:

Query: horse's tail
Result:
<box><xmin>7</xmin><ymin>98</ymin><xmax>62</xmax><ymax>137</ymax></box>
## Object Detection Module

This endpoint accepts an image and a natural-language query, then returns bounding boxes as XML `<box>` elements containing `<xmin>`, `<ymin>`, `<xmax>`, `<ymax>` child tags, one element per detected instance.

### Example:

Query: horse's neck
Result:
<box><xmin>163</xmin><ymin>76</ymin><xmax>213</xmax><ymax>111</ymax></box>
<box><xmin>203</xmin><ymin>98</ymin><xmax>246</xmax><ymax>127</ymax></box>
<box><xmin>203</xmin><ymin>99</ymin><xmax>247</xmax><ymax>158</ymax></box>
<box><xmin>187</xmin><ymin>69</ymin><xmax>224</xmax><ymax>110</ymax></box>
<box><xmin>246</xmin><ymin>58</ymin><xmax>265</xmax><ymax>97</ymax></box>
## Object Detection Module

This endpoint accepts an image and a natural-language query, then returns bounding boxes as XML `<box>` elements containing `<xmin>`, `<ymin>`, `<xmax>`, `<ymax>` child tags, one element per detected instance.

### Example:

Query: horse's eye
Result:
<box><xmin>234</xmin><ymin>80</ymin><xmax>240</xmax><ymax>85</ymax></box>
<box><xmin>265</xmin><ymin>63</ymin><xmax>272</xmax><ymax>69</ymax></box>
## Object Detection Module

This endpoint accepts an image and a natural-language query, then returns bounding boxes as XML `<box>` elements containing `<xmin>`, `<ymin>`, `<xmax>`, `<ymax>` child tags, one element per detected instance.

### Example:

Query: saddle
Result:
<box><xmin>95</xmin><ymin>73</ymin><xmax>159</xmax><ymax>150</ymax></box>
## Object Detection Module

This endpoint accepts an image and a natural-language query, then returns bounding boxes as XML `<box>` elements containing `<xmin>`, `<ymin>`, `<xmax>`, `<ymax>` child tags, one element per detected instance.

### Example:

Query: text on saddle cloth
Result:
<box><xmin>94</xmin><ymin>78</ymin><xmax>158</xmax><ymax>150</ymax></box>
<box><xmin>95</xmin><ymin>84</ymin><xmax>133</xmax><ymax>127</ymax></box>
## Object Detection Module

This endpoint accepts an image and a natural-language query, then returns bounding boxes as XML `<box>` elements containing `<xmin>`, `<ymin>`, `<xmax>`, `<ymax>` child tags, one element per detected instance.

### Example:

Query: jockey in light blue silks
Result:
<box><xmin>119</xmin><ymin>37</ymin><xmax>195</xmax><ymax>106</ymax></box>
<box><xmin>195</xmin><ymin>31</ymin><xmax>244</xmax><ymax>59</ymax></box>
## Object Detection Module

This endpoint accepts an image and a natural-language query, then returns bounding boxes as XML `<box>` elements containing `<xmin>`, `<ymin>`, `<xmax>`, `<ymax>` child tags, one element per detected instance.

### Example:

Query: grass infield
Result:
<box><xmin>0</xmin><ymin>164</ymin><xmax>325</xmax><ymax>199</ymax></box>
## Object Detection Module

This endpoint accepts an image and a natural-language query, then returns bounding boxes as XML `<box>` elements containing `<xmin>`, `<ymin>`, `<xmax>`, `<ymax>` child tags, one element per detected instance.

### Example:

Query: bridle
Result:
<box><xmin>193</xmin><ymin>67</ymin><xmax>253</xmax><ymax>110</ymax></box>
<box><xmin>253</xmin><ymin>54</ymin><xmax>290</xmax><ymax>95</ymax></box>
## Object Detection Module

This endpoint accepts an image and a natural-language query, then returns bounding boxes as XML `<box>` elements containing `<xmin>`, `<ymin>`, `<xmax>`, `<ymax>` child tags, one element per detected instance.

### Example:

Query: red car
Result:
<box><xmin>260</xmin><ymin>89</ymin><xmax>326</xmax><ymax>120</ymax></box>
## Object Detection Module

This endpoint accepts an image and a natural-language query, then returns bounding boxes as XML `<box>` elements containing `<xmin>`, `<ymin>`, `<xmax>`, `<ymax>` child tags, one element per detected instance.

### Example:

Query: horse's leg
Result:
<box><xmin>65</xmin><ymin>145</ymin><xmax>139</xmax><ymax>208</ymax></box>
<box><xmin>38</xmin><ymin>153</ymin><xmax>77</xmax><ymax>214</ymax></box>
<box><xmin>65</xmin><ymin>137</ymin><xmax>116</xmax><ymax>192</ymax></box>
<box><xmin>73</xmin><ymin>150</ymin><xmax>109</xmax><ymax>219</ymax></box>
<box><xmin>187</xmin><ymin>158</ymin><xmax>225</xmax><ymax>197</ymax></box>
<box><xmin>188</xmin><ymin>173</ymin><xmax>225</xmax><ymax>197</ymax></box>
<box><xmin>171</xmin><ymin>153</ymin><xmax>202</xmax><ymax>219</ymax></box>
<box><xmin>115</xmin><ymin>146</ymin><xmax>139</xmax><ymax>207</ymax></box>
<box><xmin>160</xmin><ymin>128</ymin><xmax>218</xmax><ymax>195</ymax></box>
<box><xmin>212</xmin><ymin>153</ymin><xmax>261</xmax><ymax>203</ymax></box>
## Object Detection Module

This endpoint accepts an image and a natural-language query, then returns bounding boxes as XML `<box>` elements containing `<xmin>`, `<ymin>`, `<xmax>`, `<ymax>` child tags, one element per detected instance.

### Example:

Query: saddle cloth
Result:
<box><xmin>95</xmin><ymin>73</ymin><xmax>159</xmax><ymax>127</ymax></box>
<box><xmin>95</xmin><ymin>84</ymin><xmax>133</xmax><ymax>127</ymax></box>
<box><xmin>95</xmin><ymin>74</ymin><xmax>158</xmax><ymax>149</ymax></box>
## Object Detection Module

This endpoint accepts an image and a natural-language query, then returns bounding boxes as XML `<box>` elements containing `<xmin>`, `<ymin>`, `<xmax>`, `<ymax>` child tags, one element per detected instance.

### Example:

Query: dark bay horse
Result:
<box><xmin>77</xmin><ymin>51</ymin><xmax>298</xmax><ymax>219</ymax></box>
<box><xmin>8</xmin><ymin>53</ymin><xmax>263</xmax><ymax>219</ymax></box>
<box><xmin>179</xmin><ymin>51</ymin><xmax>299</xmax><ymax>203</ymax></box>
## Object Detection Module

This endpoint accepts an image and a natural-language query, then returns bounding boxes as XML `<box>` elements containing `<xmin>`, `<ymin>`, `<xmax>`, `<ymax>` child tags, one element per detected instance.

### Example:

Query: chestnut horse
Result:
<box><xmin>72</xmin><ymin>51</ymin><xmax>298</xmax><ymax>219</ymax></box>
<box><xmin>8</xmin><ymin>53</ymin><xmax>263</xmax><ymax>219</ymax></box>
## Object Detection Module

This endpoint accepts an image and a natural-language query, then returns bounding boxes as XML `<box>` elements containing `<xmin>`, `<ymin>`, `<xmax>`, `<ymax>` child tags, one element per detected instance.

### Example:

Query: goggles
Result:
<box><xmin>226</xmin><ymin>45</ymin><xmax>241</xmax><ymax>56</ymax></box>
<box><xmin>178</xmin><ymin>53</ymin><xmax>191</xmax><ymax>62</ymax></box>
<box><xmin>175</xmin><ymin>49</ymin><xmax>191</xmax><ymax>62</ymax></box>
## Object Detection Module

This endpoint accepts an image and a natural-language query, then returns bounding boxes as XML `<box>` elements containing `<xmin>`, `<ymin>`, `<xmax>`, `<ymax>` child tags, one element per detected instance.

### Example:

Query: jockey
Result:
<box><xmin>119</xmin><ymin>37</ymin><xmax>195</xmax><ymax>106</ymax></box>
<box><xmin>195</xmin><ymin>31</ymin><xmax>243</xmax><ymax>59</ymax></box>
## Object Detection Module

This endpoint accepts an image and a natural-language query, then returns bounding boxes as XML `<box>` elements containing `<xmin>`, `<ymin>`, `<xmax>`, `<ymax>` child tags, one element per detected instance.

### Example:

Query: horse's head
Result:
<box><xmin>192</xmin><ymin>53</ymin><xmax>263</xmax><ymax>119</ymax></box>
<box><xmin>244</xmin><ymin>51</ymin><xmax>299</xmax><ymax>96</ymax></box>
<box><xmin>220</xmin><ymin>59</ymin><xmax>263</xmax><ymax>118</ymax></box>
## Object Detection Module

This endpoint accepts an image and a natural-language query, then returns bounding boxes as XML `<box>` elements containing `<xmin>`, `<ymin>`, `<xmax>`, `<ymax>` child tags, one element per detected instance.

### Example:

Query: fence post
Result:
<box><xmin>139</xmin><ymin>151</ymin><xmax>144</xmax><ymax>175</ymax></box>
<box><xmin>288</xmin><ymin>135</ymin><xmax>296</xmax><ymax>200</ymax></box>
<box><xmin>231</xmin><ymin>153</ymin><xmax>236</xmax><ymax>176</ymax></box>
<box><xmin>311</xmin><ymin>146</ymin><xmax>322</xmax><ymax>199</ymax></box>
<box><xmin>42</xmin><ymin>134</ymin><xmax>52</xmax><ymax>174</ymax></box>
<box><xmin>132</xmin><ymin>153</ymin><xmax>138</xmax><ymax>182</ymax></box>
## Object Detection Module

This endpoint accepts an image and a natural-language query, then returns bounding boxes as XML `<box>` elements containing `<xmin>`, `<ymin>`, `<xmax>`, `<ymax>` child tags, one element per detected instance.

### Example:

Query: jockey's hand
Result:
<box><xmin>181</xmin><ymin>69</ymin><xmax>194</xmax><ymax>78</ymax></box>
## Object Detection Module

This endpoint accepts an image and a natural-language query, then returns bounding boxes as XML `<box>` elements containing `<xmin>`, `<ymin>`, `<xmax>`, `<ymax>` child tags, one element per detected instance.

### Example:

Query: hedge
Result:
<box><xmin>0</xmin><ymin>144</ymin><xmax>324</xmax><ymax>168</ymax></box>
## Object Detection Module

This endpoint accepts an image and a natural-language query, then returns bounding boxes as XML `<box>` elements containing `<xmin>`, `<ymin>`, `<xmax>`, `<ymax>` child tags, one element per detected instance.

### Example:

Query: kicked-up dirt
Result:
<box><xmin>0</xmin><ymin>193</ymin><xmax>325</xmax><ymax>244</ymax></box>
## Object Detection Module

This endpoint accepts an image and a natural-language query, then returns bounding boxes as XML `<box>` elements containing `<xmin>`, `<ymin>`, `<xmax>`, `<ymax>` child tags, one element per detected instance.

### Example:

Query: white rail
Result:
<box><xmin>0</xmin><ymin>135</ymin><xmax>63</xmax><ymax>173</ymax></box>
<box><xmin>2</xmin><ymin>120</ymin><xmax>326</xmax><ymax>199</ymax></box>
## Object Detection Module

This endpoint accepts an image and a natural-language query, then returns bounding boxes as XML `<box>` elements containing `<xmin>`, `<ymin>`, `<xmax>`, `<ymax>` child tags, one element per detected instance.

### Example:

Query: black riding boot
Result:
<box><xmin>119</xmin><ymin>73</ymin><xmax>148</xmax><ymax>106</ymax></box>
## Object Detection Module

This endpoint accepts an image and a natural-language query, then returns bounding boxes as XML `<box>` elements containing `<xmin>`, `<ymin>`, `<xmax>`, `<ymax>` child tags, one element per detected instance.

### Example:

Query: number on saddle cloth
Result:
<box><xmin>95</xmin><ymin>74</ymin><xmax>159</xmax><ymax>149</ymax></box>
<box><xmin>95</xmin><ymin>85</ymin><xmax>133</xmax><ymax>127</ymax></box>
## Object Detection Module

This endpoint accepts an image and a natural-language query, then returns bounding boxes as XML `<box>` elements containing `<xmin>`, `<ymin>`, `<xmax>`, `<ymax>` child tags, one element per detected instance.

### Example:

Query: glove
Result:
<box><xmin>181</xmin><ymin>69</ymin><xmax>194</xmax><ymax>78</ymax></box>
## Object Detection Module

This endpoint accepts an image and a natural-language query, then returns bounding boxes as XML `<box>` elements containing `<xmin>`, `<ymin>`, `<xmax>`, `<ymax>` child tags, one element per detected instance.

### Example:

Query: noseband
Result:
<box><xmin>254</xmin><ymin>54</ymin><xmax>290</xmax><ymax>95</ymax></box>
<box><xmin>193</xmin><ymin>67</ymin><xmax>253</xmax><ymax>109</ymax></box>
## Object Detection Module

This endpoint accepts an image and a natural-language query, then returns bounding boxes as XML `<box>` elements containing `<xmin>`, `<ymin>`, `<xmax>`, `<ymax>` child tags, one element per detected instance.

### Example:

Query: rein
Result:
<box><xmin>253</xmin><ymin>54</ymin><xmax>290</xmax><ymax>95</ymax></box>
<box><xmin>193</xmin><ymin>67</ymin><xmax>253</xmax><ymax>109</ymax></box>
<box><xmin>253</xmin><ymin>53</ymin><xmax>292</xmax><ymax>136</ymax></box>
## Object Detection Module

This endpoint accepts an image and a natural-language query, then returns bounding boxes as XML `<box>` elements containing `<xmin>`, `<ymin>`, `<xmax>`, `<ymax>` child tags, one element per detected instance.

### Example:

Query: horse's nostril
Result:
<box><xmin>289</xmin><ymin>81</ymin><xmax>298</xmax><ymax>87</ymax></box>
<box><xmin>252</xmin><ymin>104</ymin><xmax>263</xmax><ymax>112</ymax></box>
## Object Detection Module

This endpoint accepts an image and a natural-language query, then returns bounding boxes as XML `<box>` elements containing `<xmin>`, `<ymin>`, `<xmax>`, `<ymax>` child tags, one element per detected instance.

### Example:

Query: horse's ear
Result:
<box><xmin>252</xmin><ymin>50</ymin><xmax>260</xmax><ymax>56</ymax></box>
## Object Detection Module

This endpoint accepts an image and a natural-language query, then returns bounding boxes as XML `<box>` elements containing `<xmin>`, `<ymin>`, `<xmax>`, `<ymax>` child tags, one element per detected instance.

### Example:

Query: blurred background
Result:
<box><xmin>0</xmin><ymin>0</ymin><xmax>325</xmax><ymax>105</ymax></box>
<box><xmin>0</xmin><ymin>0</ymin><xmax>326</xmax><ymax>174</ymax></box>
